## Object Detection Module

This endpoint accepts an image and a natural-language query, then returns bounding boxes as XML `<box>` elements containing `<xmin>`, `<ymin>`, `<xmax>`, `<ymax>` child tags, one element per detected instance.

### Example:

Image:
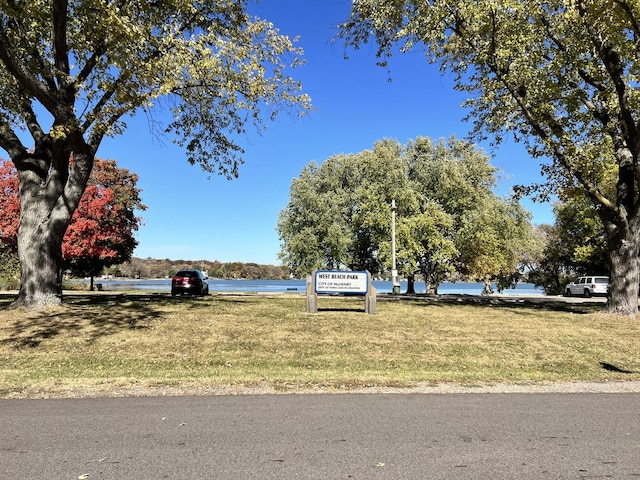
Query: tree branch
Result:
<box><xmin>0</xmin><ymin>26</ymin><xmax>61</xmax><ymax>116</ymax></box>
<box><xmin>0</xmin><ymin>116</ymin><xmax>26</xmax><ymax>158</ymax></box>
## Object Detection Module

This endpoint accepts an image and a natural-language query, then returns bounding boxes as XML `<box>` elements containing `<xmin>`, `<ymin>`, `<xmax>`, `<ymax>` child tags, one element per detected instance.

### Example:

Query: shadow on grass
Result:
<box><xmin>380</xmin><ymin>293</ymin><xmax>604</xmax><ymax>314</ymax></box>
<box><xmin>600</xmin><ymin>362</ymin><xmax>636</xmax><ymax>374</ymax></box>
<box><xmin>0</xmin><ymin>292</ymin><xmax>228</xmax><ymax>348</ymax></box>
<box><xmin>317</xmin><ymin>307</ymin><xmax>366</xmax><ymax>313</ymax></box>
<box><xmin>0</xmin><ymin>291</ymin><xmax>605</xmax><ymax>349</ymax></box>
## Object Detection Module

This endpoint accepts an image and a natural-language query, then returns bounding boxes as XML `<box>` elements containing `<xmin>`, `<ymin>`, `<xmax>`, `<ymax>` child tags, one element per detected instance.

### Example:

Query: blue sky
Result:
<box><xmin>98</xmin><ymin>1</ymin><xmax>555</xmax><ymax>265</ymax></box>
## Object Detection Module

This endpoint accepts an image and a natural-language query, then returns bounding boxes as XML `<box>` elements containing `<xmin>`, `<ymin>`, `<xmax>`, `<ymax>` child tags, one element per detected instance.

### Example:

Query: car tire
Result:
<box><xmin>565</xmin><ymin>289</ymin><xmax>571</xmax><ymax>297</ymax></box>
<box><xmin>584</xmin><ymin>289</ymin><xmax>592</xmax><ymax>298</ymax></box>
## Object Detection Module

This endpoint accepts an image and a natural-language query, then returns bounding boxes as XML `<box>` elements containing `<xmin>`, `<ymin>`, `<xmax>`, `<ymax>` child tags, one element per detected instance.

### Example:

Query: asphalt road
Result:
<box><xmin>2</xmin><ymin>392</ymin><xmax>640</xmax><ymax>479</ymax></box>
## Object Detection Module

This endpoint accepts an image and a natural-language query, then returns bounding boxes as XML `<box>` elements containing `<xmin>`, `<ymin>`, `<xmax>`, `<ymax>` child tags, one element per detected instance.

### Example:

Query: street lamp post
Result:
<box><xmin>391</xmin><ymin>199</ymin><xmax>400</xmax><ymax>294</ymax></box>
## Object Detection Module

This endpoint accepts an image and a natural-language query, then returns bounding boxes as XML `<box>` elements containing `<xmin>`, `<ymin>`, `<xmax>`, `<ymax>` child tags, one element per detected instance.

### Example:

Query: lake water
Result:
<box><xmin>91</xmin><ymin>278</ymin><xmax>545</xmax><ymax>296</ymax></box>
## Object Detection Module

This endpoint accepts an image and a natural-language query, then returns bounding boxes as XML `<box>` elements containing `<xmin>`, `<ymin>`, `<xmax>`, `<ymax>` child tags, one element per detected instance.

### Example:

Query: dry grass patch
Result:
<box><xmin>1</xmin><ymin>292</ymin><xmax>639</xmax><ymax>397</ymax></box>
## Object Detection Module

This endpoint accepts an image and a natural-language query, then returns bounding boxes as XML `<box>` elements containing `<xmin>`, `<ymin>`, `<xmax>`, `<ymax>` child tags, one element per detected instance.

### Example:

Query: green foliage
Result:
<box><xmin>340</xmin><ymin>0</ymin><xmax>640</xmax><ymax>313</ymax></box>
<box><xmin>0</xmin><ymin>243</ymin><xmax>19</xmax><ymax>290</ymax></box>
<box><xmin>554</xmin><ymin>196</ymin><xmax>608</xmax><ymax>275</ymax></box>
<box><xmin>0</xmin><ymin>1</ymin><xmax>312</xmax><ymax>306</ymax></box>
<box><xmin>341</xmin><ymin>1</ymin><xmax>639</xmax><ymax>197</ymax></box>
<box><xmin>518</xmin><ymin>225</ymin><xmax>561</xmax><ymax>295</ymax></box>
<box><xmin>278</xmin><ymin>136</ymin><xmax>534</xmax><ymax>290</ymax></box>
<box><xmin>0</xmin><ymin>0</ymin><xmax>312</xmax><ymax>176</ymax></box>
<box><xmin>456</xmin><ymin>196</ymin><xmax>533</xmax><ymax>292</ymax></box>
<box><xmin>394</xmin><ymin>201</ymin><xmax>457</xmax><ymax>293</ymax></box>
<box><xmin>528</xmin><ymin>193</ymin><xmax>609</xmax><ymax>295</ymax></box>
<box><xmin>404</xmin><ymin>136</ymin><xmax>525</xmax><ymax>292</ymax></box>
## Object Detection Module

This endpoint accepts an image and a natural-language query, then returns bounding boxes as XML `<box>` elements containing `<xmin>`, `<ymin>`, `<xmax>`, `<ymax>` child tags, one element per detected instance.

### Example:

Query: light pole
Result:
<box><xmin>391</xmin><ymin>199</ymin><xmax>400</xmax><ymax>294</ymax></box>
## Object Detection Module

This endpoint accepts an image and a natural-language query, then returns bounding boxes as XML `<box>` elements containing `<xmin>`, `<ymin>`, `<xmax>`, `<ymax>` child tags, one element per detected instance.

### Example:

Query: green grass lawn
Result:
<box><xmin>1</xmin><ymin>292</ymin><xmax>639</xmax><ymax>398</ymax></box>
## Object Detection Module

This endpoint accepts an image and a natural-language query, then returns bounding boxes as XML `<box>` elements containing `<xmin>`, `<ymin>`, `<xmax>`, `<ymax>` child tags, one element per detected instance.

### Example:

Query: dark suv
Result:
<box><xmin>171</xmin><ymin>270</ymin><xmax>209</xmax><ymax>296</ymax></box>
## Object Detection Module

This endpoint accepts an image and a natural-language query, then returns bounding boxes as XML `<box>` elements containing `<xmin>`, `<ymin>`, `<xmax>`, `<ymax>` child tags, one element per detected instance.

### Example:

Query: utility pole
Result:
<box><xmin>391</xmin><ymin>199</ymin><xmax>400</xmax><ymax>294</ymax></box>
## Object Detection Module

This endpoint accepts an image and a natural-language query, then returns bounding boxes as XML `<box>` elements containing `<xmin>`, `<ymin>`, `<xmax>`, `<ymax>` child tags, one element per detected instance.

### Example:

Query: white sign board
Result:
<box><xmin>314</xmin><ymin>270</ymin><xmax>369</xmax><ymax>294</ymax></box>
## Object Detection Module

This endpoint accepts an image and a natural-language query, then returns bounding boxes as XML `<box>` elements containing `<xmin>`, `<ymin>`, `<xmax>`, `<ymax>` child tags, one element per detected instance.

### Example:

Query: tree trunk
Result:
<box><xmin>421</xmin><ymin>264</ymin><xmax>440</xmax><ymax>294</ymax></box>
<box><xmin>11</xmin><ymin>147</ymin><xmax>92</xmax><ymax>308</ymax></box>
<box><xmin>481</xmin><ymin>278</ymin><xmax>494</xmax><ymax>295</ymax></box>
<box><xmin>13</xmin><ymin>199</ymin><xmax>67</xmax><ymax>307</ymax></box>
<box><xmin>605</xmin><ymin>227</ymin><xmax>639</xmax><ymax>316</ymax></box>
<box><xmin>405</xmin><ymin>274</ymin><xmax>416</xmax><ymax>294</ymax></box>
<box><xmin>425</xmin><ymin>281</ymin><xmax>438</xmax><ymax>294</ymax></box>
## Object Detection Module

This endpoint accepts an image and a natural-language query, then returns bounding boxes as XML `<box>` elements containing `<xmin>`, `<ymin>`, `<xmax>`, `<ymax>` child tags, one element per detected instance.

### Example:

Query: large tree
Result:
<box><xmin>278</xmin><ymin>139</ymin><xmax>412</xmax><ymax>278</ymax></box>
<box><xmin>278</xmin><ymin>137</ymin><xmax>532</xmax><ymax>293</ymax></box>
<box><xmin>0</xmin><ymin>0</ymin><xmax>311</xmax><ymax>307</ymax></box>
<box><xmin>393</xmin><ymin>200</ymin><xmax>456</xmax><ymax>294</ymax></box>
<box><xmin>341</xmin><ymin>0</ymin><xmax>640</xmax><ymax>315</ymax></box>
<box><xmin>455</xmin><ymin>195</ymin><xmax>533</xmax><ymax>294</ymax></box>
<box><xmin>404</xmin><ymin>136</ymin><xmax>525</xmax><ymax>293</ymax></box>
<box><xmin>0</xmin><ymin>157</ymin><xmax>145</xmax><ymax>289</ymax></box>
<box><xmin>61</xmin><ymin>158</ymin><xmax>146</xmax><ymax>288</ymax></box>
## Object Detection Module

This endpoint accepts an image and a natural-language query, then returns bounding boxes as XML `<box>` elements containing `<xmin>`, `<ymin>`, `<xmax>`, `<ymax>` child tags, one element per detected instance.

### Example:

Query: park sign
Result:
<box><xmin>306</xmin><ymin>270</ymin><xmax>376</xmax><ymax>315</ymax></box>
<box><xmin>314</xmin><ymin>270</ymin><xmax>369</xmax><ymax>294</ymax></box>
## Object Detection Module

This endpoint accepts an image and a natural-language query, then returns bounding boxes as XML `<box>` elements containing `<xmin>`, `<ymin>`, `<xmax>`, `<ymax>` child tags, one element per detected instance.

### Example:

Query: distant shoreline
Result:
<box><xmin>67</xmin><ymin>278</ymin><xmax>548</xmax><ymax>296</ymax></box>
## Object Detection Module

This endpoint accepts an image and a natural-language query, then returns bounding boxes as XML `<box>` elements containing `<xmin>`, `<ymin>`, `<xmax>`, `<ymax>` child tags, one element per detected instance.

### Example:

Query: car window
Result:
<box><xmin>595</xmin><ymin>278</ymin><xmax>608</xmax><ymax>283</ymax></box>
<box><xmin>579</xmin><ymin>278</ymin><xmax>585</xmax><ymax>284</ymax></box>
<box><xmin>176</xmin><ymin>271</ymin><xmax>196</xmax><ymax>278</ymax></box>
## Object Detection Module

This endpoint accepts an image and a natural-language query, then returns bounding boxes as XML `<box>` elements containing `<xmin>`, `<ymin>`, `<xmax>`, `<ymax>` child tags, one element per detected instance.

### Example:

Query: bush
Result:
<box><xmin>0</xmin><ymin>245</ymin><xmax>20</xmax><ymax>290</ymax></box>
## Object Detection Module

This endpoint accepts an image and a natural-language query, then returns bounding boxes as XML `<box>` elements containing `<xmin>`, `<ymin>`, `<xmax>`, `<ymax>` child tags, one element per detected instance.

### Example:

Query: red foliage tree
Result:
<box><xmin>0</xmin><ymin>158</ymin><xmax>145</xmax><ymax>289</ymax></box>
<box><xmin>0</xmin><ymin>160</ymin><xmax>20</xmax><ymax>246</ymax></box>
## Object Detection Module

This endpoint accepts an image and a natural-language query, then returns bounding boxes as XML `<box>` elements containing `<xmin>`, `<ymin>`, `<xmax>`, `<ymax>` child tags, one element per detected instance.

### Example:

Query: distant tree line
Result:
<box><xmin>103</xmin><ymin>258</ymin><xmax>291</xmax><ymax>281</ymax></box>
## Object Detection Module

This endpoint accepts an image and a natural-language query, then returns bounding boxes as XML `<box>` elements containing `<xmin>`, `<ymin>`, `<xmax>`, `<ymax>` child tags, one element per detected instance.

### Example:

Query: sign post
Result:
<box><xmin>307</xmin><ymin>270</ymin><xmax>376</xmax><ymax>314</ymax></box>
<box><xmin>306</xmin><ymin>274</ymin><xmax>318</xmax><ymax>313</ymax></box>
